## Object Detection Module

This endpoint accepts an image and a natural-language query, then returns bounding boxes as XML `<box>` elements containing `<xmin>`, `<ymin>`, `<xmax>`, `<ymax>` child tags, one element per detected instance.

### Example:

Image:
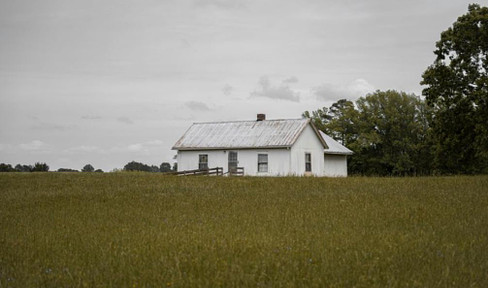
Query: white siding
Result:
<box><xmin>177</xmin><ymin>150</ymin><xmax>226</xmax><ymax>172</ymax></box>
<box><xmin>290</xmin><ymin>125</ymin><xmax>325</xmax><ymax>176</ymax></box>
<box><xmin>324</xmin><ymin>154</ymin><xmax>348</xmax><ymax>177</ymax></box>
<box><xmin>177</xmin><ymin>149</ymin><xmax>291</xmax><ymax>176</ymax></box>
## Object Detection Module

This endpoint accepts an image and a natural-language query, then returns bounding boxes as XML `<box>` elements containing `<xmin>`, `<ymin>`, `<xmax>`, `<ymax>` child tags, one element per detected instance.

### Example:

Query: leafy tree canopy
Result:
<box><xmin>82</xmin><ymin>164</ymin><xmax>95</xmax><ymax>172</ymax></box>
<box><xmin>421</xmin><ymin>4</ymin><xmax>488</xmax><ymax>173</ymax></box>
<box><xmin>124</xmin><ymin>161</ymin><xmax>159</xmax><ymax>172</ymax></box>
<box><xmin>0</xmin><ymin>163</ymin><xmax>15</xmax><ymax>172</ymax></box>
<box><xmin>304</xmin><ymin>91</ymin><xmax>432</xmax><ymax>176</ymax></box>
<box><xmin>353</xmin><ymin>91</ymin><xmax>432</xmax><ymax>176</ymax></box>
<box><xmin>32</xmin><ymin>162</ymin><xmax>49</xmax><ymax>172</ymax></box>
<box><xmin>160</xmin><ymin>162</ymin><xmax>172</xmax><ymax>172</ymax></box>
<box><xmin>57</xmin><ymin>168</ymin><xmax>79</xmax><ymax>172</ymax></box>
<box><xmin>15</xmin><ymin>164</ymin><xmax>33</xmax><ymax>172</ymax></box>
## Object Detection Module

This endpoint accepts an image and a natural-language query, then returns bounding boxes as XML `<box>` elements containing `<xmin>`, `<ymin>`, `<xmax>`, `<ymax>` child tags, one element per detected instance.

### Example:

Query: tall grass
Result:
<box><xmin>1</xmin><ymin>173</ymin><xmax>487</xmax><ymax>287</ymax></box>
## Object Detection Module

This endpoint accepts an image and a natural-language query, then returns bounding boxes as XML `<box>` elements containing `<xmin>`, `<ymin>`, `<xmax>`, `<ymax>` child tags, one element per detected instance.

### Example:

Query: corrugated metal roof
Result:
<box><xmin>319</xmin><ymin>131</ymin><xmax>354</xmax><ymax>155</ymax></box>
<box><xmin>173</xmin><ymin>119</ymin><xmax>311</xmax><ymax>150</ymax></box>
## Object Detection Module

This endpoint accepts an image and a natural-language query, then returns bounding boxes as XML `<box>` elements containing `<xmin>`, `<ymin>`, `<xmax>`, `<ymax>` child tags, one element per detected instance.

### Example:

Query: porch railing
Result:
<box><xmin>164</xmin><ymin>167</ymin><xmax>223</xmax><ymax>176</ymax></box>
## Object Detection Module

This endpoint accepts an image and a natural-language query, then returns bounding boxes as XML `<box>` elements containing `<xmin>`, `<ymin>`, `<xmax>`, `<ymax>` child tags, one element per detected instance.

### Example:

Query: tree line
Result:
<box><xmin>0</xmin><ymin>161</ymin><xmax>176</xmax><ymax>173</ymax></box>
<box><xmin>122</xmin><ymin>161</ymin><xmax>175</xmax><ymax>173</ymax></box>
<box><xmin>0</xmin><ymin>162</ymin><xmax>50</xmax><ymax>172</ymax></box>
<box><xmin>303</xmin><ymin>4</ymin><xmax>488</xmax><ymax>176</ymax></box>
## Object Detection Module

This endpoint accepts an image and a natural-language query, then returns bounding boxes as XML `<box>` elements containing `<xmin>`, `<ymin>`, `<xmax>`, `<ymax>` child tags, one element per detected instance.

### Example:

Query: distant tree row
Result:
<box><xmin>57</xmin><ymin>168</ymin><xmax>80</xmax><ymax>172</ymax></box>
<box><xmin>0</xmin><ymin>161</ymin><xmax>175</xmax><ymax>173</ymax></box>
<box><xmin>0</xmin><ymin>163</ymin><xmax>104</xmax><ymax>173</ymax></box>
<box><xmin>80</xmin><ymin>164</ymin><xmax>103</xmax><ymax>173</ymax></box>
<box><xmin>57</xmin><ymin>165</ymin><xmax>104</xmax><ymax>172</ymax></box>
<box><xmin>123</xmin><ymin>161</ymin><xmax>175</xmax><ymax>172</ymax></box>
<box><xmin>0</xmin><ymin>162</ymin><xmax>49</xmax><ymax>172</ymax></box>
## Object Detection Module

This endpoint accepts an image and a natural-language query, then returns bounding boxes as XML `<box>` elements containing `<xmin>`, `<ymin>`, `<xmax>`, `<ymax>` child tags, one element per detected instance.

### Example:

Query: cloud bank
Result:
<box><xmin>313</xmin><ymin>79</ymin><xmax>375</xmax><ymax>101</ymax></box>
<box><xmin>117</xmin><ymin>117</ymin><xmax>134</xmax><ymax>125</ymax></box>
<box><xmin>20</xmin><ymin>140</ymin><xmax>46</xmax><ymax>151</ymax></box>
<box><xmin>250</xmin><ymin>76</ymin><xmax>300</xmax><ymax>102</ymax></box>
<box><xmin>185</xmin><ymin>101</ymin><xmax>212</xmax><ymax>111</ymax></box>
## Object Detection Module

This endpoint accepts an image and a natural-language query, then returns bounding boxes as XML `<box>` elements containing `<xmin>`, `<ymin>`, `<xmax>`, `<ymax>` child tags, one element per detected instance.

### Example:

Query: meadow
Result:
<box><xmin>0</xmin><ymin>173</ymin><xmax>487</xmax><ymax>287</ymax></box>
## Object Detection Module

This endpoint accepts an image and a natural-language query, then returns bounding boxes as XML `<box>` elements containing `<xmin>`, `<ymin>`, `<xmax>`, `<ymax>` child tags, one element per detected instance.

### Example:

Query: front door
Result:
<box><xmin>228</xmin><ymin>151</ymin><xmax>238</xmax><ymax>173</ymax></box>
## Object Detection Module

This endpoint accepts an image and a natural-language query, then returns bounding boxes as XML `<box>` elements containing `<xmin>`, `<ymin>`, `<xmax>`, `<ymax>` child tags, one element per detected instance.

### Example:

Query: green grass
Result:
<box><xmin>1</xmin><ymin>173</ymin><xmax>487</xmax><ymax>287</ymax></box>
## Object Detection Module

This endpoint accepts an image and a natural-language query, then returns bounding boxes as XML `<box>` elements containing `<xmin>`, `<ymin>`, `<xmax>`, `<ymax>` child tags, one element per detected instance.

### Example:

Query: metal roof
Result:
<box><xmin>319</xmin><ymin>131</ymin><xmax>354</xmax><ymax>155</ymax></box>
<box><xmin>173</xmin><ymin>118</ymin><xmax>316</xmax><ymax>150</ymax></box>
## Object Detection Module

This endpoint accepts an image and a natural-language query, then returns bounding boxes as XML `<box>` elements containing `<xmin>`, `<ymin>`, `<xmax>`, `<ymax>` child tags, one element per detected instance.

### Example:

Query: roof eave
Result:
<box><xmin>308</xmin><ymin>120</ymin><xmax>329</xmax><ymax>149</ymax></box>
<box><xmin>324</xmin><ymin>151</ymin><xmax>354</xmax><ymax>155</ymax></box>
<box><xmin>173</xmin><ymin>145</ymin><xmax>292</xmax><ymax>151</ymax></box>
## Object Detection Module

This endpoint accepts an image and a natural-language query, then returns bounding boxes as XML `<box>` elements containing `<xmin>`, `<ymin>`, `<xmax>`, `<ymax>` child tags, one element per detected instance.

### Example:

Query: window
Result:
<box><xmin>199</xmin><ymin>154</ymin><xmax>208</xmax><ymax>170</ymax></box>
<box><xmin>305</xmin><ymin>153</ymin><xmax>311</xmax><ymax>172</ymax></box>
<box><xmin>228</xmin><ymin>151</ymin><xmax>238</xmax><ymax>173</ymax></box>
<box><xmin>258</xmin><ymin>154</ymin><xmax>268</xmax><ymax>172</ymax></box>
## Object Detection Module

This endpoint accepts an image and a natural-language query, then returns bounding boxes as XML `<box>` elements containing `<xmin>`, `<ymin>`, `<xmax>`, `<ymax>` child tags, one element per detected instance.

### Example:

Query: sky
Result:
<box><xmin>0</xmin><ymin>0</ymin><xmax>481</xmax><ymax>171</ymax></box>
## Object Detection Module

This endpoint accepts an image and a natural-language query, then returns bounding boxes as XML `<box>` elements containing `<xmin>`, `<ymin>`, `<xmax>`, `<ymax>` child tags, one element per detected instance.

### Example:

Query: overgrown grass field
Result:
<box><xmin>1</xmin><ymin>173</ymin><xmax>487</xmax><ymax>287</ymax></box>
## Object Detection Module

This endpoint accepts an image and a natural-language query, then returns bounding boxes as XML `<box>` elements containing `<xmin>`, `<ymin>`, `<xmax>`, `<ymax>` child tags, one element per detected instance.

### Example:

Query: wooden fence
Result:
<box><xmin>164</xmin><ymin>167</ymin><xmax>244</xmax><ymax>176</ymax></box>
<box><xmin>227</xmin><ymin>167</ymin><xmax>244</xmax><ymax>176</ymax></box>
<box><xmin>169</xmin><ymin>167</ymin><xmax>223</xmax><ymax>176</ymax></box>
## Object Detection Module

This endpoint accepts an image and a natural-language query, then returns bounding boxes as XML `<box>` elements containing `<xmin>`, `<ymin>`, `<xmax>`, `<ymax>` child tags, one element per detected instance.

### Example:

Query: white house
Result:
<box><xmin>172</xmin><ymin>114</ymin><xmax>353</xmax><ymax>177</ymax></box>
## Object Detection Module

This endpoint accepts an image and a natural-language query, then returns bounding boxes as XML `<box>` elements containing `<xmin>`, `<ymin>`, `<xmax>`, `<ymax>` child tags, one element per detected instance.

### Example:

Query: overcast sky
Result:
<box><xmin>0</xmin><ymin>0</ymin><xmax>479</xmax><ymax>171</ymax></box>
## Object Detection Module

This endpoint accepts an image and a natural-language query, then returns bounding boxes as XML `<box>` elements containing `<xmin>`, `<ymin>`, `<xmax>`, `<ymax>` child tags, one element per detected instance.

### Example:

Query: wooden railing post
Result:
<box><xmin>162</xmin><ymin>167</ymin><xmax>227</xmax><ymax>177</ymax></box>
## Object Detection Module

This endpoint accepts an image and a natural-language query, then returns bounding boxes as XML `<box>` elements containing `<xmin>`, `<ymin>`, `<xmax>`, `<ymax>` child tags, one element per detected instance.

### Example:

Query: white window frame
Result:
<box><xmin>199</xmin><ymin>154</ymin><xmax>208</xmax><ymax>170</ymax></box>
<box><xmin>305</xmin><ymin>153</ymin><xmax>312</xmax><ymax>172</ymax></box>
<box><xmin>257</xmin><ymin>153</ymin><xmax>268</xmax><ymax>173</ymax></box>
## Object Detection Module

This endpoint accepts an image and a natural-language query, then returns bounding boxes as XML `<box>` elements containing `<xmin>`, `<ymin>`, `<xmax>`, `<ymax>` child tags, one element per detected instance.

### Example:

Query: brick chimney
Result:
<box><xmin>257</xmin><ymin>114</ymin><xmax>266</xmax><ymax>121</ymax></box>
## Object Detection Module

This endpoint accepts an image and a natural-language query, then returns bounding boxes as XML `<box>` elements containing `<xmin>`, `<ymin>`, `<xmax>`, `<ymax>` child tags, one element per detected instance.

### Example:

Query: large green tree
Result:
<box><xmin>304</xmin><ymin>91</ymin><xmax>432</xmax><ymax>176</ymax></box>
<box><xmin>302</xmin><ymin>99</ymin><xmax>358</xmax><ymax>145</ymax></box>
<box><xmin>302</xmin><ymin>107</ymin><xmax>331</xmax><ymax>134</ymax></box>
<box><xmin>421</xmin><ymin>4</ymin><xmax>488</xmax><ymax>173</ymax></box>
<box><xmin>326</xmin><ymin>99</ymin><xmax>359</xmax><ymax>146</ymax></box>
<box><xmin>353</xmin><ymin>91</ymin><xmax>432</xmax><ymax>176</ymax></box>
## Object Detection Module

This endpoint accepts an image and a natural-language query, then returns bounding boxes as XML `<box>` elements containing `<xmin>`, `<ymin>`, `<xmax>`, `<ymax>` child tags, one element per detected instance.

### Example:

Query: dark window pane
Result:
<box><xmin>305</xmin><ymin>153</ymin><xmax>311</xmax><ymax>172</ymax></box>
<box><xmin>258</xmin><ymin>153</ymin><xmax>268</xmax><ymax>172</ymax></box>
<box><xmin>199</xmin><ymin>154</ymin><xmax>208</xmax><ymax>170</ymax></box>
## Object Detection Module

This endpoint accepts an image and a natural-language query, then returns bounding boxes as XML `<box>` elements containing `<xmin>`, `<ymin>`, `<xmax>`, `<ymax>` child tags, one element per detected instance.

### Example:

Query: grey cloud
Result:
<box><xmin>222</xmin><ymin>84</ymin><xmax>233</xmax><ymax>96</ymax></box>
<box><xmin>313</xmin><ymin>84</ymin><xmax>346</xmax><ymax>101</ymax></box>
<box><xmin>117</xmin><ymin>117</ymin><xmax>134</xmax><ymax>124</ymax></box>
<box><xmin>195</xmin><ymin>0</ymin><xmax>246</xmax><ymax>10</ymax></box>
<box><xmin>283</xmin><ymin>76</ymin><xmax>299</xmax><ymax>84</ymax></box>
<box><xmin>127</xmin><ymin>140</ymin><xmax>164</xmax><ymax>152</ymax></box>
<box><xmin>109</xmin><ymin>140</ymin><xmax>164</xmax><ymax>154</ymax></box>
<box><xmin>64</xmin><ymin>140</ymin><xmax>164</xmax><ymax>155</ymax></box>
<box><xmin>250</xmin><ymin>76</ymin><xmax>300</xmax><ymax>102</ymax></box>
<box><xmin>81</xmin><ymin>115</ymin><xmax>102</xmax><ymax>120</ymax></box>
<box><xmin>180</xmin><ymin>38</ymin><xmax>192</xmax><ymax>48</ymax></box>
<box><xmin>20</xmin><ymin>140</ymin><xmax>47</xmax><ymax>151</ymax></box>
<box><xmin>314</xmin><ymin>79</ymin><xmax>375</xmax><ymax>101</ymax></box>
<box><xmin>64</xmin><ymin>145</ymin><xmax>104</xmax><ymax>154</ymax></box>
<box><xmin>30</xmin><ymin>122</ymin><xmax>73</xmax><ymax>131</ymax></box>
<box><xmin>185</xmin><ymin>101</ymin><xmax>211</xmax><ymax>111</ymax></box>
